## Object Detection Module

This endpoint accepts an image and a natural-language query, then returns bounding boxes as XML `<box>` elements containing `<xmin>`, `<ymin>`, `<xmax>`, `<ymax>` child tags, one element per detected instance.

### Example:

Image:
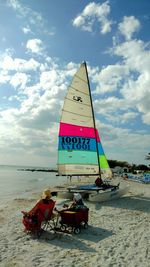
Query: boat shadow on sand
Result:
<box><xmin>100</xmin><ymin>194</ymin><xmax>150</xmax><ymax>213</ymax></box>
<box><xmin>38</xmin><ymin>225</ymin><xmax>113</xmax><ymax>252</ymax></box>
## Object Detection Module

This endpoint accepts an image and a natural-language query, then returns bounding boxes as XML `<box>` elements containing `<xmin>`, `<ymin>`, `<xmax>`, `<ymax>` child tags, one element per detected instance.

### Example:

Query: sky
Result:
<box><xmin>0</xmin><ymin>0</ymin><xmax>150</xmax><ymax>168</ymax></box>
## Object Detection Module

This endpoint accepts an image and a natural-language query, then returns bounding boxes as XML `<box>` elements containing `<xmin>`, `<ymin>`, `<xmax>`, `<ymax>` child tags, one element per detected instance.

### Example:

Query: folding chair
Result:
<box><xmin>22</xmin><ymin>200</ymin><xmax>56</xmax><ymax>237</ymax></box>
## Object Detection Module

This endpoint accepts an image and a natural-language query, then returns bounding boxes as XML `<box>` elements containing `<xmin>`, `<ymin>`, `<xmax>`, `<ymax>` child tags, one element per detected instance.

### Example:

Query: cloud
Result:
<box><xmin>94</xmin><ymin>96</ymin><xmax>139</xmax><ymax>125</ymax></box>
<box><xmin>0</xmin><ymin>57</ymin><xmax>70</xmax><ymax>166</ymax></box>
<box><xmin>92</xmin><ymin>64</ymin><xmax>129</xmax><ymax>93</ymax></box>
<box><xmin>22</xmin><ymin>26</ymin><xmax>32</xmax><ymax>34</ymax></box>
<box><xmin>0</xmin><ymin>70</ymin><xmax>10</xmax><ymax>84</ymax></box>
<box><xmin>7</xmin><ymin>0</ymin><xmax>44</xmax><ymax>26</ymax></box>
<box><xmin>90</xmin><ymin>34</ymin><xmax>150</xmax><ymax>126</ymax></box>
<box><xmin>72</xmin><ymin>1</ymin><xmax>112</xmax><ymax>34</ymax></box>
<box><xmin>10</xmin><ymin>72</ymin><xmax>28</xmax><ymax>90</ymax></box>
<box><xmin>1</xmin><ymin>55</ymin><xmax>40</xmax><ymax>72</ymax></box>
<box><xmin>7</xmin><ymin>0</ymin><xmax>55</xmax><ymax>36</ymax></box>
<box><xmin>95</xmin><ymin>120</ymin><xmax>150</xmax><ymax>165</ymax></box>
<box><xmin>118</xmin><ymin>16</ymin><xmax>140</xmax><ymax>40</ymax></box>
<box><xmin>0</xmin><ymin>2</ymin><xmax>149</xmax><ymax>166</ymax></box>
<box><xmin>26</xmin><ymin>39</ymin><xmax>45</xmax><ymax>55</ymax></box>
<box><xmin>0</xmin><ymin>105</ymin><xmax>58</xmax><ymax>166</ymax></box>
<box><xmin>113</xmin><ymin>40</ymin><xmax>150</xmax><ymax>125</ymax></box>
<box><xmin>142</xmin><ymin>112</ymin><xmax>150</xmax><ymax>125</ymax></box>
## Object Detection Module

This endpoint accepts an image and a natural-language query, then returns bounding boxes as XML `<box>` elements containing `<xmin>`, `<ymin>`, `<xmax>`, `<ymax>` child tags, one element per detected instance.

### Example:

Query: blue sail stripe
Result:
<box><xmin>58</xmin><ymin>136</ymin><xmax>104</xmax><ymax>155</ymax></box>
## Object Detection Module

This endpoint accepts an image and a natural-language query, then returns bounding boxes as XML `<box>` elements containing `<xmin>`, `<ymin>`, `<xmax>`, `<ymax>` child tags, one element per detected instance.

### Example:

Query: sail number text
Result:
<box><xmin>61</xmin><ymin>137</ymin><xmax>90</xmax><ymax>150</ymax></box>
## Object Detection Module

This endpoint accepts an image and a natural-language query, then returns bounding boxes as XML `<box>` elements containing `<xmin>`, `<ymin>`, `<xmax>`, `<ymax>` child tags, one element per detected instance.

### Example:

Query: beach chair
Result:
<box><xmin>21</xmin><ymin>200</ymin><xmax>56</xmax><ymax>237</ymax></box>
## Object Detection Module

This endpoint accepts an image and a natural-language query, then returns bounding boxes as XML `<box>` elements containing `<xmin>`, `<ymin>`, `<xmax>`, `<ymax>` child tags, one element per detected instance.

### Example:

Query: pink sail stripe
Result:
<box><xmin>59</xmin><ymin>122</ymin><xmax>100</xmax><ymax>141</ymax></box>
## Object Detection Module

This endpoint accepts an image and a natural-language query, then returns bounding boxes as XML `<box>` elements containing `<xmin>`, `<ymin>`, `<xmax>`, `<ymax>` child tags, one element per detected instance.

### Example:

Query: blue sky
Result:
<box><xmin>0</xmin><ymin>0</ymin><xmax>150</xmax><ymax>167</ymax></box>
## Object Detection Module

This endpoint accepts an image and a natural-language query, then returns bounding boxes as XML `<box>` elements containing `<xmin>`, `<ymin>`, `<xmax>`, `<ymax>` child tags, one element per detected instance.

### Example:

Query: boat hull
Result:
<box><xmin>88</xmin><ymin>186</ymin><xmax>128</xmax><ymax>202</ymax></box>
<box><xmin>57</xmin><ymin>191</ymin><xmax>74</xmax><ymax>200</ymax></box>
<box><xmin>57</xmin><ymin>185</ymin><xmax>129</xmax><ymax>203</ymax></box>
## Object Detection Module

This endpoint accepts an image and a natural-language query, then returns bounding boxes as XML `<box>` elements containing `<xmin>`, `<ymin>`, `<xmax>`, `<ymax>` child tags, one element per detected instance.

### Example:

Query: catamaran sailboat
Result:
<box><xmin>57</xmin><ymin>62</ymin><xmax>128</xmax><ymax>202</ymax></box>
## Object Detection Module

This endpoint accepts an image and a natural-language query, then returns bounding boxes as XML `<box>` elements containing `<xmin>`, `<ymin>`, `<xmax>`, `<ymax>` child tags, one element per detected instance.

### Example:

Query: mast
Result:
<box><xmin>84</xmin><ymin>61</ymin><xmax>101</xmax><ymax>178</ymax></box>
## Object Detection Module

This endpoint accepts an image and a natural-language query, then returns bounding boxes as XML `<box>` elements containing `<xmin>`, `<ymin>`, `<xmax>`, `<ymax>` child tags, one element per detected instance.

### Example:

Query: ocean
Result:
<box><xmin>0</xmin><ymin>165</ymin><xmax>67</xmax><ymax>202</ymax></box>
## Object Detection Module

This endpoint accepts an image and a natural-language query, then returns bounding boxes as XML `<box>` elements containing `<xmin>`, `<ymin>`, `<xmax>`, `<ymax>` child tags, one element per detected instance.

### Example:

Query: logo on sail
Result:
<box><xmin>73</xmin><ymin>96</ymin><xmax>83</xmax><ymax>102</ymax></box>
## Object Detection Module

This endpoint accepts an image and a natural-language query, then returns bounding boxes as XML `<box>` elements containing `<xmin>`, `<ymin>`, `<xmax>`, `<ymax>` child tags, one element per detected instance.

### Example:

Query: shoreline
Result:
<box><xmin>0</xmin><ymin>180</ymin><xmax>149</xmax><ymax>267</ymax></box>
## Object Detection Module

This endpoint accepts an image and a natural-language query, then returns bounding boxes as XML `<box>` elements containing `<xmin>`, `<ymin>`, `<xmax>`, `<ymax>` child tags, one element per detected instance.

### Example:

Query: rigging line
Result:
<box><xmin>62</xmin><ymin>108</ymin><xmax>92</xmax><ymax>118</ymax></box>
<box><xmin>84</xmin><ymin>62</ymin><xmax>101</xmax><ymax>178</ymax></box>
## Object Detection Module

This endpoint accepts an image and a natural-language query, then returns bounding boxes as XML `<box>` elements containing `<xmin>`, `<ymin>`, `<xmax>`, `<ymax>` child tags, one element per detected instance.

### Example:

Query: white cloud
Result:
<box><xmin>92</xmin><ymin>64</ymin><xmax>129</xmax><ymax>93</ymax></box>
<box><xmin>22</xmin><ymin>26</ymin><xmax>32</xmax><ymax>34</ymax></box>
<box><xmin>95</xmin><ymin>97</ymin><xmax>127</xmax><ymax>113</ymax></box>
<box><xmin>26</xmin><ymin>39</ymin><xmax>44</xmax><ymax>55</ymax></box>
<box><xmin>72</xmin><ymin>1</ymin><xmax>112</xmax><ymax>34</ymax></box>
<box><xmin>112</xmin><ymin>39</ymin><xmax>150</xmax><ymax>125</ymax></box>
<box><xmin>95</xmin><ymin>120</ymin><xmax>150</xmax><ymax>165</ymax></box>
<box><xmin>114</xmin><ymin>40</ymin><xmax>150</xmax><ymax>73</ymax></box>
<box><xmin>7</xmin><ymin>0</ymin><xmax>44</xmax><ymax>28</ymax></box>
<box><xmin>0</xmin><ymin>55</ymin><xmax>40</xmax><ymax>72</ymax></box>
<box><xmin>142</xmin><ymin>112</ymin><xmax>150</xmax><ymax>125</ymax></box>
<box><xmin>0</xmin><ymin>70</ymin><xmax>10</xmax><ymax>84</ymax></box>
<box><xmin>0</xmin><ymin>105</ymin><xmax>58</xmax><ymax>166</ymax></box>
<box><xmin>94</xmin><ymin>97</ymin><xmax>139</xmax><ymax>124</ymax></box>
<box><xmin>10</xmin><ymin>72</ymin><xmax>28</xmax><ymax>90</ymax></box>
<box><xmin>7</xmin><ymin>0</ymin><xmax>55</xmax><ymax>37</ymax></box>
<box><xmin>90</xmin><ymin>36</ymin><xmax>150</xmax><ymax>126</ymax></box>
<box><xmin>118</xmin><ymin>16</ymin><xmax>140</xmax><ymax>40</ymax></box>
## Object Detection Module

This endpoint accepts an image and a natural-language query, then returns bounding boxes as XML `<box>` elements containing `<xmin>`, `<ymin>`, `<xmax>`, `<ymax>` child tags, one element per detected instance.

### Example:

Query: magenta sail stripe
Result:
<box><xmin>59</xmin><ymin>122</ymin><xmax>100</xmax><ymax>141</ymax></box>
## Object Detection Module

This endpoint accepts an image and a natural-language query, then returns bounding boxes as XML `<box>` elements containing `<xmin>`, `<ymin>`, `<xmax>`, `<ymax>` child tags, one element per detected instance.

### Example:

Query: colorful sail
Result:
<box><xmin>58</xmin><ymin>62</ymin><xmax>112</xmax><ymax>177</ymax></box>
<box><xmin>97</xmin><ymin>131</ymin><xmax>112</xmax><ymax>178</ymax></box>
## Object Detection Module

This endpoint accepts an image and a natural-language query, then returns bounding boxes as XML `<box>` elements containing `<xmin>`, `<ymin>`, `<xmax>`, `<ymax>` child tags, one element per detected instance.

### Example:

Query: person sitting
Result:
<box><xmin>95</xmin><ymin>177</ymin><xmax>104</xmax><ymax>187</ymax></box>
<box><xmin>57</xmin><ymin>193</ymin><xmax>86</xmax><ymax>213</ymax></box>
<box><xmin>69</xmin><ymin>193</ymin><xmax>85</xmax><ymax>210</ymax></box>
<box><xmin>22</xmin><ymin>188</ymin><xmax>55</xmax><ymax>232</ymax></box>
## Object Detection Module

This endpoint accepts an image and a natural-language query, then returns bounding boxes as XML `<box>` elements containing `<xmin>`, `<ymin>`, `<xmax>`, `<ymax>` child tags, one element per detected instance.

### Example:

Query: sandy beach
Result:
<box><xmin>0</xmin><ymin>180</ymin><xmax>149</xmax><ymax>267</ymax></box>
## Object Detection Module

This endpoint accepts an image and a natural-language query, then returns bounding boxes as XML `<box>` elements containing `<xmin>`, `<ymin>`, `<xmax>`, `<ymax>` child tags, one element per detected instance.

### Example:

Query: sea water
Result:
<box><xmin>0</xmin><ymin>165</ymin><xmax>67</xmax><ymax>202</ymax></box>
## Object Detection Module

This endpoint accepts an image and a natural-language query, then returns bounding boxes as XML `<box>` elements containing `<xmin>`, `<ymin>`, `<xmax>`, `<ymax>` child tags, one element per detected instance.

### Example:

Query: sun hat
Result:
<box><xmin>73</xmin><ymin>193</ymin><xmax>82</xmax><ymax>202</ymax></box>
<box><xmin>41</xmin><ymin>189</ymin><xmax>52</xmax><ymax>199</ymax></box>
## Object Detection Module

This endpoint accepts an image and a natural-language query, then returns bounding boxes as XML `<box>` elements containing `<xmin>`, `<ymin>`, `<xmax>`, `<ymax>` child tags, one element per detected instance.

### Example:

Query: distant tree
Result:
<box><xmin>135</xmin><ymin>164</ymin><xmax>149</xmax><ymax>171</ymax></box>
<box><xmin>130</xmin><ymin>164</ymin><xmax>136</xmax><ymax>173</ymax></box>
<box><xmin>108</xmin><ymin>160</ymin><xmax>150</xmax><ymax>172</ymax></box>
<box><xmin>108</xmin><ymin>160</ymin><xmax>117</xmax><ymax>168</ymax></box>
<box><xmin>108</xmin><ymin>159</ymin><xmax>150</xmax><ymax>171</ymax></box>
<box><xmin>108</xmin><ymin>160</ymin><xmax>131</xmax><ymax>168</ymax></box>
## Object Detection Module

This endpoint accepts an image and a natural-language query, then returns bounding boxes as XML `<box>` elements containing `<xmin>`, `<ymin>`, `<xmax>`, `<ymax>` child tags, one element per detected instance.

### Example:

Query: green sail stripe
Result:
<box><xmin>99</xmin><ymin>155</ymin><xmax>109</xmax><ymax>169</ymax></box>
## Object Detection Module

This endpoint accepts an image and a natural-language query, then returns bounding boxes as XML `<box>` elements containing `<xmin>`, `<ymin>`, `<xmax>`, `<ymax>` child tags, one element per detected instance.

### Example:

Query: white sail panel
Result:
<box><xmin>62</xmin><ymin>99</ymin><xmax>92</xmax><ymax>117</ymax></box>
<box><xmin>58</xmin><ymin>164</ymin><xmax>99</xmax><ymax>175</ymax></box>
<box><xmin>61</xmin><ymin>110</ymin><xmax>94</xmax><ymax>127</ymax></box>
<box><xmin>61</xmin><ymin>63</ymin><xmax>94</xmax><ymax>127</ymax></box>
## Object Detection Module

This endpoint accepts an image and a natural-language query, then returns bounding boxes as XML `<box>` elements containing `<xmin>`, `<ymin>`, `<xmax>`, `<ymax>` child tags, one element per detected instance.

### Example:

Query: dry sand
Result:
<box><xmin>0</xmin><ymin>180</ymin><xmax>149</xmax><ymax>267</ymax></box>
